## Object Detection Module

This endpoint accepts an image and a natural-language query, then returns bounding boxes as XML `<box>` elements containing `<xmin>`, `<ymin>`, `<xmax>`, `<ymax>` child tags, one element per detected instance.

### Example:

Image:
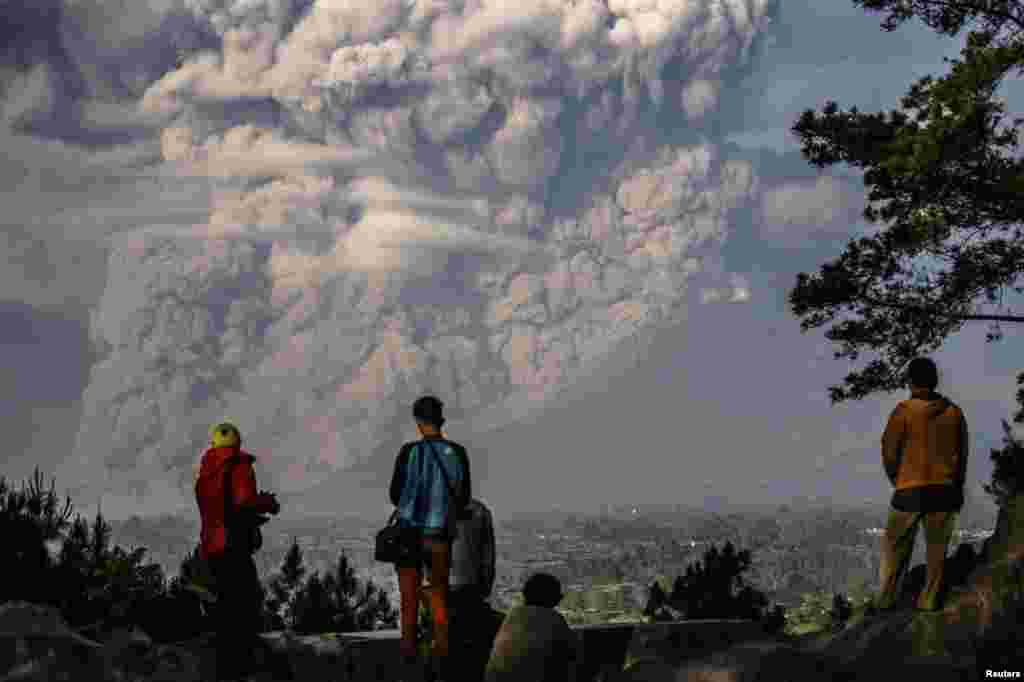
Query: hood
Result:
<box><xmin>909</xmin><ymin>388</ymin><xmax>953</xmax><ymax>419</ymax></box>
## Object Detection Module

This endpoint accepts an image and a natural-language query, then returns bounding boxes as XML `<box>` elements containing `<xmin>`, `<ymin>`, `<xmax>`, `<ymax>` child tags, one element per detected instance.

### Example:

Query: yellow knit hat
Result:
<box><xmin>210</xmin><ymin>421</ymin><xmax>241</xmax><ymax>448</ymax></box>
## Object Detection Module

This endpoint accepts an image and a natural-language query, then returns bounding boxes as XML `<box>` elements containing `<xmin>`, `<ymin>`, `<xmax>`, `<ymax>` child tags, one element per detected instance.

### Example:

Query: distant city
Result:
<box><xmin>103</xmin><ymin>504</ymin><xmax>997</xmax><ymax>625</ymax></box>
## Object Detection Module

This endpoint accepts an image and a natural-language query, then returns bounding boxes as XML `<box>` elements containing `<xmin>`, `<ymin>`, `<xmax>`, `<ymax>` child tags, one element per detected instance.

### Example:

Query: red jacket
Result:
<box><xmin>195</xmin><ymin>446</ymin><xmax>276</xmax><ymax>560</ymax></box>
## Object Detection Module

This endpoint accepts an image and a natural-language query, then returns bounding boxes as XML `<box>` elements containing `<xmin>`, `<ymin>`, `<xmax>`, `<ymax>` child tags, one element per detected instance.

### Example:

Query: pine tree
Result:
<box><xmin>829</xmin><ymin>593</ymin><xmax>853</xmax><ymax>632</ymax></box>
<box><xmin>0</xmin><ymin>469</ymin><xmax>73</xmax><ymax>605</ymax></box>
<box><xmin>643</xmin><ymin>581</ymin><xmax>668</xmax><ymax>621</ymax></box>
<box><xmin>294</xmin><ymin>572</ymin><xmax>330</xmax><ymax>635</ymax></box>
<box><xmin>89</xmin><ymin>508</ymin><xmax>113</xmax><ymax>571</ymax></box>
<box><xmin>267</xmin><ymin>538</ymin><xmax>307</xmax><ymax>630</ymax></box>
<box><xmin>787</xmin><ymin>0</ymin><xmax>1024</xmax><ymax>411</ymax></box>
<box><xmin>983</xmin><ymin>419</ymin><xmax>1024</xmax><ymax>507</ymax></box>
<box><xmin>322</xmin><ymin>550</ymin><xmax>398</xmax><ymax>632</ymax></box>
<box><xmin>667</xmin><ymin>541</ymin><xmax>767</xmax><ymax>620</ymax></box>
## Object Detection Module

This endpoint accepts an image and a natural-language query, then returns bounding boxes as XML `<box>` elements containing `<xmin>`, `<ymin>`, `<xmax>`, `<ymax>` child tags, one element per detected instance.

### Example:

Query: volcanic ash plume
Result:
<box><xmin>63</xmin><ymin>0</ymin><xmax>769</xmax><ymax>512</ymax></box>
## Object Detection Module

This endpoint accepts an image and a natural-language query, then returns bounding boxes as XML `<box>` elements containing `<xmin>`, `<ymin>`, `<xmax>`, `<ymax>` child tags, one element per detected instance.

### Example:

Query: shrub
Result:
<box><xmin>0</xmin><ymin>469</ymin><xmax>74</xmax><ymax>605</ymax></box>
<box><xmin>828</xmin><ymin>593</ymin><xmax>852</xmax><ymax>632</ymax></box>
<box><xmin>971</xmin><ymin>588</ymin><xmax>1024</xmax><ymax>675</ymax></box>
<box><xmin>983</xmin><ymin>420</ymin><xmax>1024</xmax><ymax>508</ymax></box>
<box><xmin>0</xmin><ymin>468</ymin><xmax>205</xmax><ymax>644</ymax></box>
<box><xmin>264</xmin><ymin>540</ymin><xmax>397</xmax><ymax>635</ymax></box>
<box><xmin>655</xmin><ymin>541</ymin><xmax>780</xmax><ymax>628</ymax></box>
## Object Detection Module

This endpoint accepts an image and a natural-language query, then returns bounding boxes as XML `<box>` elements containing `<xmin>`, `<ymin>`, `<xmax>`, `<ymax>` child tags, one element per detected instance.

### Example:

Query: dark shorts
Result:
<box><xmin>891</xmin><ymin>484</ymin><xmax>963</xmax><ymax>512</ymax></box>
<box><xmin>394</xmin><ymin>529</ymin><xmax>451</xmax><ymax>571</ymax></box>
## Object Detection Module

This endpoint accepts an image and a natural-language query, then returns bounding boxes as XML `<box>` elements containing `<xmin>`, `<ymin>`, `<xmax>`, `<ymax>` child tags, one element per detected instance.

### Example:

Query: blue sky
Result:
<box><xmin>1</xmin><ymin>0</ymin><xmax>1021</xmax><ymax>523</ymax></box>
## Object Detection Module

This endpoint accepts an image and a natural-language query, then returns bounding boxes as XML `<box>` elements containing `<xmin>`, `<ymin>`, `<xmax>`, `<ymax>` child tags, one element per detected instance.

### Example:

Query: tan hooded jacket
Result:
<box><xmin>881</xmin><ymin>388</ymin><xmax>968</xmax><ymax>492</ymax></box>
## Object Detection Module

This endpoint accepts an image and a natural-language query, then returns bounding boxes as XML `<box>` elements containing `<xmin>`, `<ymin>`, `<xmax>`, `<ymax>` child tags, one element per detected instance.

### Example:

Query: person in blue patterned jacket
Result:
<box><xmin>389</xmin><ymin>395</ymin><xmax>471</xmax><ymax>681</ymax></box>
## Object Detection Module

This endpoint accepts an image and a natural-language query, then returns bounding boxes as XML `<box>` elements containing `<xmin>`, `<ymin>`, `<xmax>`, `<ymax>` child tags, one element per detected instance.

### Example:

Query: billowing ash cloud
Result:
<box><xmin>55</xmin><ymin>0</ymin><xmax>774</xmax><ymax>512</ymax></box>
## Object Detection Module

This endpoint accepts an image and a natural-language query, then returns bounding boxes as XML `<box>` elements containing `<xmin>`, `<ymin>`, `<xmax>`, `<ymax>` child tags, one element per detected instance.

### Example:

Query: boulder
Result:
<box><xmin>619</xmin><ymin>620</ymin><xmax>769</xmax><ymax>670</ymax></box>
<box><xmin>803</xmin><ymin>493</ymin><xmax>1024</xmax><ymax>681</ymax></box>
<box><xmin>939</xmin><ymin>493</ymin><xmax>1024</xmax><ymax>638</ymax></box>
<box><xmin>669</xmin><ymin>639</ymin><xmax>836</xmax><ymax>682</ymax></box>
<box><xmin>0</xmin><ymin>603</ymin><xmax>208</xmax><ymax>682</ymax></box>
<box><xmin>0</xmin><ymin>601</ymin><xmax>109</xmax><ymax>682</ymax></box>
<box><xmin>99</xmin><ymin>626</ymin><xmax>203</xmax><ymax>682</ymax></box>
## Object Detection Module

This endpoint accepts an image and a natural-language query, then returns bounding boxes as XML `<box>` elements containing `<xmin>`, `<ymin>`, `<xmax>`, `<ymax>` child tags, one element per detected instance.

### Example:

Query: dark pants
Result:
<box><xmin>209</xmin><ymin>549</ymin><xmax>266</xmax><ymax>680</ymax></box>
<box><xmin>447</xmin><ymin>588</ymin><xmax>503</xmax><ymax>682</ymax></box>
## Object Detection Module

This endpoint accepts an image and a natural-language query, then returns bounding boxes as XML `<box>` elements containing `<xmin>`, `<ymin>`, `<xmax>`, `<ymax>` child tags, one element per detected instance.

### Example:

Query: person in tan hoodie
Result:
<box><xmin>876</xmin><ymin>357</ymin><xmax>969</xmax><ymax>611</ymax></box>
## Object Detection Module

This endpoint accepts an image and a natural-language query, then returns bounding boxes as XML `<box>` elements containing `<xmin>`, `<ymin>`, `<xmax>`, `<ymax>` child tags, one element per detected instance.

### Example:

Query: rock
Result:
<box><xmin>671</xmin><ymin>639</ymin><xmax>835</xmax><ymax>682</ymax></box>
<box><xmin>620</xmin><ymin>620</ymin><xmax>769</xmax><ymax>670</ymax></box>
<box><xmin>0</xmin><ymin>602</ymin><xmax>103</xmax><ymax>648</ymax></box>
<box><xmin>0</xmin><ymin>603</ymin><xmax>208</xmax><ymax>682</ymax></box>
<box><xmin>944</xmin><ymin>543</ymin><xmax>979</xmax><ymax>589</ymax></box>
<box><xmin>0</xmin><ymin>602</ymin><xmax>110</xmax><ymax>682</ymax></box>
<box><xmin>800</xmin><ymin>494</ymin><xmax>1024</xmax><ymax>681</ymax></box>
<box><xmin>100</xmin><ymin>625</ymin><xmax>202</xmax><ymax>682</ymax></box>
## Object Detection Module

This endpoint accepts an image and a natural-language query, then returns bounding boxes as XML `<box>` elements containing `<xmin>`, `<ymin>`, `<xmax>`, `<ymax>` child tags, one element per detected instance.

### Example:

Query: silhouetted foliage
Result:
<box><xmin>761</xmin><ymin>604</ymin><xmax>786</xmax><ymax>635</ymax></box>
<box><xmin>0</xmin><ymin>469</ymin><xmax>74</xmax><ymax>604</ymax></box>
<box><xmin>291</xmin><ymin>550</ymin><xmax>398</xmax><ymax>634</ymax></box>
<box><xmin>658</xmin><ymin>541</ymin><xmax>781</xmax><ymax>627</ymax></box>
<box><xmin>787</xmin><ymin>0</ymin><xmax>1024</xmax><ymax>413</ymax></box>
<box><xmin>828</xmin><ymin>593</ymin><xmax>853</xmax><ymax>632</ymax></box>
<box><xmin>0</xmin><ymin>468</ymin><xmax>217</xmax><ymax>644</ymax></box>
<box><xmin>983</xmin><ymin>419</ymin><xmax>1024</xmax><ymax>507</ymax></box>
<box><xmin>971</xmin><ymin>585</ymin><xmax>1024</xmax><ymax>676</ymax></box>
<box><xmin>642</xmin><ymin>581</ymin><xmax>671</xmax><ymax>622</ymax></box>
<box><xmin>264</xmin><ymin>538</ymin><xmax>307</xmax><ymax>631</ymax></box>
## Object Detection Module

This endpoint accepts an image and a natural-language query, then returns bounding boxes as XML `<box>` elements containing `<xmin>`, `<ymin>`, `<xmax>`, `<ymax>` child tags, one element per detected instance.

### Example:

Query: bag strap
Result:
<box><xmin>423</xmin><ymin>440</ymin><xmax>458</xmax><ymax>506</ymax></box>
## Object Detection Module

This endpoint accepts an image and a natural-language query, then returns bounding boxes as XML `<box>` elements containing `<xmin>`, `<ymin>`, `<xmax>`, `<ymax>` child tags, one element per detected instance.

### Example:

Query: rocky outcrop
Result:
<box><xmin>619</xmin><ymin>619</ymin><xmax>770</xmax><ymax>671</ymax></box>
<box><xmin>0</xmin><ymin>602</ymin><xmax>202</xmax><ymax>682</ymax></box>
<box><xmin>251</xmin><ymin>620</ymin><xmax>775</xmax><ymax>682</ymax></box>
<box><xmin>795</xmin><ymin>493</ymin><xmax>1024</xmax><ymax>681</ymax></box>
<box><xmin>668</xmin><ymin>640</ymin><xmax>837</xmax><ymax>682</ymax></box>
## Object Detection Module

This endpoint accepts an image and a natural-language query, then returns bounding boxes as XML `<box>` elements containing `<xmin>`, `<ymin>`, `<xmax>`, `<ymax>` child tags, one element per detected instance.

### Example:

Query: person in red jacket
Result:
<box><xmin>195</xmin><ymin>421</ymin><xmax>280</xmax><ymax>681</ymax></box>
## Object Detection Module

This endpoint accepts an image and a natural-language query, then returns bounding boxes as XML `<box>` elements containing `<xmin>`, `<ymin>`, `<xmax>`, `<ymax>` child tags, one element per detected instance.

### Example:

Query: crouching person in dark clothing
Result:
<box><xmin>196</xmin><ymin>422</ymin><xmax>282</xmax><ymax>682</ymax></box>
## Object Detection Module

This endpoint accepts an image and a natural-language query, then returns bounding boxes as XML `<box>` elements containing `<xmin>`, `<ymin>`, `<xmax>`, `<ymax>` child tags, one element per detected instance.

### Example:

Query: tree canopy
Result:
<box><xmin>788</xmin><ymin>0</ymin><xmax>1024</xmax><ymax>417</ymax></box>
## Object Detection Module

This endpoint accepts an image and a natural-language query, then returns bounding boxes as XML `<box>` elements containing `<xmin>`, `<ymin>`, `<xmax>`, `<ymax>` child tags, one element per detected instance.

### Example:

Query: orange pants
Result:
<box><xmin>397</xmin><ymin>536</ymin><xmax>451</xmax><ymax>662</ymax></box>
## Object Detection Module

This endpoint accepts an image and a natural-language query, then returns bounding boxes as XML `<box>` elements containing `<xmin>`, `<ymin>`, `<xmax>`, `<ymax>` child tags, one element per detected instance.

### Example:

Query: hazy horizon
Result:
<box><xmin>2</xmin><ymin>0</ymin><xmax>1021</xmax><ymax>522</ymax></box>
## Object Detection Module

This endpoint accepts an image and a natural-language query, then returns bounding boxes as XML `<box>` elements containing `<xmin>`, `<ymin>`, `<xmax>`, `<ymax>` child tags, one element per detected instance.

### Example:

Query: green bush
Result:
<box><xmin>0</xmin><ymin>468</ymin><xmax>207</xmax><ymax>643</ymax></box>
<box><xmin>983</xmin><ymin>420</ymin><xmax>1024</xmax><ymax>508</ymax></box>
<box><xmin>264</xmin><ymin>539</ymin><xmax>398</xmax><ymax>634</ymax></box>
<box><xmin>644</xmin><ymin>541</ymin><xmax>784</xmax><ymax>629</ymax></box>
<box><xmin>784</xmin><ymin>591</ymin><xmax>835</xmax><ymax>635</ymax></box>
<box><xmin>292</xmin><ymin>549</ymin><xmax>398</xmax><ymax>634</ymax></box>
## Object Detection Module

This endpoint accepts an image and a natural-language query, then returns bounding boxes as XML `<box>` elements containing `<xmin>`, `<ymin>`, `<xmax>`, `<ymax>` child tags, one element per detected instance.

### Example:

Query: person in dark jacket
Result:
<box><xmin>432</xmin><ymin>497</ymin><xmax>502</xmax><ymax>682</ymax></box>
<box><xmin>195</xmin><ymin>421</ymin><xmax>281</xmax><ymax>681</ymax></box>
<box><xmin>389</xmin><ymin>396</ymin><xmax>471</xmax><ymax>681</ymax></box>
<box><xmin>876</xmin><ymin>357</ymin><xmax>969</xmax><ymax>612</ymax></box>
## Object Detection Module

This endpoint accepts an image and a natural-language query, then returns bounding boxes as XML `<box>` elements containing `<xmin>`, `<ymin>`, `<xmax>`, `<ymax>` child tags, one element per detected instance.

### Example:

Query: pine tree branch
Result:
<box><xmin>860</xmin><ymin>293</ymin><xmax>1024</xmax><ymax>322</ymax></box>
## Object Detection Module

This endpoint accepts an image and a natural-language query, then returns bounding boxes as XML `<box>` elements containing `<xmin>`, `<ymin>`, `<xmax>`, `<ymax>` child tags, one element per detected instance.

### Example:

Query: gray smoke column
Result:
<box><xmin>62</xmin><ymin>0</ymin><xmax>769</xmax><ymax>514</ymax></box>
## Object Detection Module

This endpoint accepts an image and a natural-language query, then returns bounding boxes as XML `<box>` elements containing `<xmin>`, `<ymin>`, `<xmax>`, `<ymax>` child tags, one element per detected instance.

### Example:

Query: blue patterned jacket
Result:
<box><xmin>389</xmin><ymin>437</ymin><xmax>471</xmax><ymax>537</ymax></box>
